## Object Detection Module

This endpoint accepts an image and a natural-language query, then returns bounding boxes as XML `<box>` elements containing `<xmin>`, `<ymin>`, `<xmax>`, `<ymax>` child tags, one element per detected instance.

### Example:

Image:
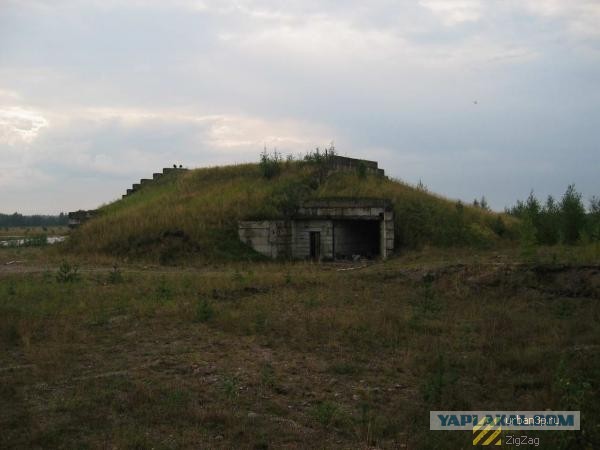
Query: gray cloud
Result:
<box><xmin>1</xmin><ymin>0</ymin><xmax>599</xmax><ymax>213</ymax></box>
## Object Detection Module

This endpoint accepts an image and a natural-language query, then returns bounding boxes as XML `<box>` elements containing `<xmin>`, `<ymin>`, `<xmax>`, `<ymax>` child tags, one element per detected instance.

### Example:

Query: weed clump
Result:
<box><xmin>155</xmin><ymin>278</ymin><xmax>172</xmax><ymax>301</ymax></box>
<box><xmin>409</xmin><ymin>276</ymin><xmax>444</xmax><ymax>325</ymax></box>
<box><xmin>220</xmin><ymin>375</ymin><xmax>240</xmax><ymax>400</ymax></box>
<box><xmin>56</xmin><ymin>261</ymin><xmax>79</xmax><ymax>283</ymax></box>
<box><xmin>420</xmin><ymin>354</ymin><xmax>458</xmax><ymax>405</ymax></box>
<box><xmin>194</xmin><ymin>297</ymin><xmax>214</xmax><ymax>323</ymax></box>
<box><xmin>259</xmin><ymin>362</ymin><xmax>276</xmax><ymax>389</ymax></box>
<box><xmin>259</xmin><ymin>149</ymin><xmax>282</xmax><ymax>179</ymax></box>
<box><xmin>6</xmin><ymin>281</ymin><xmax>17</xmax><ymax>296</ymax></box>
<box><xmin>310</xmin><ymin>401</ymin><xmax>340</xmax><ymax>427</ymax></box>
<box><xmin>108</xmin><ymin>264</ymin><xmax>124</xmax><ymax>284</ymax></box>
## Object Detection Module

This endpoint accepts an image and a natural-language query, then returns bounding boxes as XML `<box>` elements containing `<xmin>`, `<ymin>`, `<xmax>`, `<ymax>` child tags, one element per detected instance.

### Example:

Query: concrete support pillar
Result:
<box><xmin>380</xmin><ymin>219</ymin><xmax>387</xmax><ymax>260</ymax></box>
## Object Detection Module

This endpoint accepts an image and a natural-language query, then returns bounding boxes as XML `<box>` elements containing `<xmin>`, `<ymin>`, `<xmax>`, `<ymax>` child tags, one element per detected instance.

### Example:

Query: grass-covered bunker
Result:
<box><xmin>239</xmin><ymin>197</ymin><xmax>394</xmax><ymax>260</ymax></box>
<box><xmin>65</xmin><ymin>152</ymin><xmax>514</xmax><ymax>263</ymax></box>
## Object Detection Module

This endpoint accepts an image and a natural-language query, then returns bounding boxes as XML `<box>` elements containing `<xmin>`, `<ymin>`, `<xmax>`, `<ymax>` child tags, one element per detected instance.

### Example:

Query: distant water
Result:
<box><xmin>0</xmin><ymin>236</ymin><xmax>66</xmax><ymax>247</ymax></box>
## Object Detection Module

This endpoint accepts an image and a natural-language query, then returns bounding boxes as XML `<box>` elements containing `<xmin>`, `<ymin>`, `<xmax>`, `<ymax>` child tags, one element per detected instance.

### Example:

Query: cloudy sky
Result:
<box><xmin>1</xmin><ymin>0</ymin><xmax>599</xmax><ymax>214</ymax></box>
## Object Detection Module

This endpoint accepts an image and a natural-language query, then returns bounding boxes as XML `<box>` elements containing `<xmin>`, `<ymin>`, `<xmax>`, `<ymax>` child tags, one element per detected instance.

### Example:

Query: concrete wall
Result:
<box><xmin>67</xmin><ymin>210</ymin><xmax>98</xmax><ymax>228</ymax></box>
<box><xmin>330</xmin><ymin>156</ymin><xmax>384</xmax><ymax>176</ymax></box>
<box><xmin>292</xmin><ymin>220</ymin><xmax>334</xmax><ymax>260</ymax></box>
<box><xmin>382</xmin><ymin>211</ymin><xmax>394</xmax><ymax>257</ymax></box>
<box><xmin>297</xmin><ymin>198</ymin><xmax>388</xmax><ymax>220</ymax></box>
<box><xmin>238</xmin><ymin>220</ymin><xmax>291</xmax><ymax>259</ymax></box>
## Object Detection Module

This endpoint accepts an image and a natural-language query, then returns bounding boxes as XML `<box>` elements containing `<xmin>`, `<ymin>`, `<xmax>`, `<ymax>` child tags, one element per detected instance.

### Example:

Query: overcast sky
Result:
<box><xmin>1</xmin><ymin>0</ymin><xmax>599</xmax><ymax>214</ymax></box>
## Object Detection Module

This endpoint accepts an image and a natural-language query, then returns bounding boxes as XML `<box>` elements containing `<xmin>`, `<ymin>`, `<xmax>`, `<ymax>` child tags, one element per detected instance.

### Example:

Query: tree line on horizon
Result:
<box><xmin>0</xmin><ymin>212</ymin><xmax>69</xmax><ymax>228</ymax></box>
<box><xmin>505</xmin><ymin>185</ymin><xmax>600</xmax><ymax>245</ymax></box>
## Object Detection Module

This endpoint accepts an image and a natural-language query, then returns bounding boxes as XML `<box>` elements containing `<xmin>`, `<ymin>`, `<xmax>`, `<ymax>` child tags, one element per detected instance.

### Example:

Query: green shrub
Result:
<box><xmin>194</xmin><ymin>298</ymin><xmax>214</xmax><ymax>323</ymax></box>
<box><xmin>108</xmin><ymin>265</ymin><xmax>123</xmax><ymax>284</ymax></box>
<box><xmin>421</xmin><ymin>354</ymin><xmax>457</xmax><ymax>405</ymax></box>
<box><xmin>155</xmin><ymin>278</ymin><xmax>172</xmax><ymax>301</ymax></box>
<box><xmin>259</xmin><ymin>362</ymin><xmax>276</xmax><ymax>389</ymax></box>
<box><xmin>491</xmin><ymin>216</ymin><xmax>507</xmax><ymax>237</ymax></box>
<box><xmin>310</xmin><ymin>401</ymin><xmax>339</xmax><ymax>426</ymax></box>
<box><xmin>466</xmin><ymin>223</ymin><xmax>497</xmax><ymax>248</ymax></box>
<box><xmin>6</xmin><ymin>281</ymin><xmax>16</xmax><ymax>296</ymax></box>
<box><xmin>221</xmin><ymin>375</ymin><xmax>239</xmax><ymax>400</ymax></box>
<box><xmin>259</xmin><ymin>149</ymin><xmax>282</xmax><ymax>179</ymax></box>
<box><xmin>560</xmin><ymin>184</ymin><xmax>586</xmax><ymax>244</ymax></box>
<box><xmin>410</xmin><ymin>279</ymin><xmax>443</xmax><ymax>318</ymax></box>
<box><xmin>56</xmin><ymin>261</ymin><xmax>79</xmax><ymax>283</ymax></box>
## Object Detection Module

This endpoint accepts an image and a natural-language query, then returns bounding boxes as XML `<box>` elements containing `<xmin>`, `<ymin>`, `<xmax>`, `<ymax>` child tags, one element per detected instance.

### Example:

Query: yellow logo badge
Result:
<box><xmin>473</xmin><ymin>416</ymin><xmax>502</xmax><ymax>446</ymax></box>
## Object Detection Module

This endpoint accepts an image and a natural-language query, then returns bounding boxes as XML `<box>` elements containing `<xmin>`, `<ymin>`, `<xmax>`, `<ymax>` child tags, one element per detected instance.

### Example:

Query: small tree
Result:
<box><xmin>303</xmin><ymin>144</ymin><xmax>336</xmax><ymax>186</ymax></box>
<box><xmin>538</xmin><ymin>195</ymin><xmax>560</xmax><ymax>245</ymax></box>
<box><xmin>589</xmin><ymin>196</ymin><xmax>600</xmax><ymax>242</ymax></box>
<box><xmin>525</xmin><ymin>191</ymin><xmax>541</xmax><ymax>222</ymax></box>
<box><xmin>259</xmin><ymin>148</ymin><xmax>282</xmax><ymax>179</ymax></box>
<box><xmin>560</xmin><ymin>184</ymin><xmax>586</xmax><ymax>244</ymax></box>
<box><xmin>479</xmin><ymin>196</ymin><xmax>490</xmax><ymax>211</ymax></box>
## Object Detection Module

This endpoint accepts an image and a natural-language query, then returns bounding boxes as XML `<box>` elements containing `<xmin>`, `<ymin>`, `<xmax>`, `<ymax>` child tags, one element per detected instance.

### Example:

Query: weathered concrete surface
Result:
<box><xmin>238</xmin><ymin>221</ymin><xmax>291</xmax><ymax>259</ymax></box>
<box><xmin>292</xmin><ymin>220</ymin><xmax>334</xmax><ymax>260</ymax></box>
<box><xmin>330</xmin><ymin>156</ymin><xmax>385</xmax><ymax>176</ymax></box>
<box><xmin>122</xmin><ymin>168</ymin><xmax>188</xmax><ymax>198</ymax></box>
<box><xmin>68</xmin><ymin>210</ymin><xmax>98</xmax><ymax>228</ymax></box>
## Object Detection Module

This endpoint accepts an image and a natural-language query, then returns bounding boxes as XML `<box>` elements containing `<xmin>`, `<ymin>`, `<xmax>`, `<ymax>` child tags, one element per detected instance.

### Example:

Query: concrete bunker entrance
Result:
<box><xmin>333</xmin><ymin>219</ymin><xmax>380</xmax><ymax>259</ymax></box>
<box><xmin>238</xmin><ymin>197</ymin><xmax>395</xmax><ymax>261</ymax></box>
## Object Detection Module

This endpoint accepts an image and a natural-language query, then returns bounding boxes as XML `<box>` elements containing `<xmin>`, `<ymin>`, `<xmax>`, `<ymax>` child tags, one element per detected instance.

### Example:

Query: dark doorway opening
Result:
<box><xmin>333</xmin><ymin>220</ymin><xmax>380</xmax><ymax>259</ymax></box>
<box><xmin>309</xmin><ymin>231</ymin><xmax>321</xmax><ymax>260</ymax></box>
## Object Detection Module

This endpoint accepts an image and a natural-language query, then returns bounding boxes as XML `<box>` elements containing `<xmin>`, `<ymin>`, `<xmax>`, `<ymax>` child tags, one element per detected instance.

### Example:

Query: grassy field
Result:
<box><xmin>1</xmin><ymin>245</ymin><xmax>599</xmax><ymax>449</ymax></box>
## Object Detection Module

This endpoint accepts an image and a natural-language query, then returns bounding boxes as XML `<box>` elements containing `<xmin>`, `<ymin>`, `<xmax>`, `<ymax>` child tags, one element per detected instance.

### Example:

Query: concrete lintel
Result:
<box><xmin>295</xmin><ymin>214</ymin><xmax>381</xmax><ymax>221</ymax></box>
